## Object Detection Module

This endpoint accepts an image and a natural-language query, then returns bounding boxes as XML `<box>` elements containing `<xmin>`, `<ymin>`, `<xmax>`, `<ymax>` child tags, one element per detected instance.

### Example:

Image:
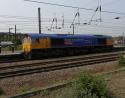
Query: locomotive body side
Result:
<box><xmin>50</xmin><ymin>34</ymin><xmax>98</xmax><ymax>48</ymax></box>
<box><xmin>31</xmin><ymin>37</ymin><xmax>51</xmax><ymax>49</ymax></box>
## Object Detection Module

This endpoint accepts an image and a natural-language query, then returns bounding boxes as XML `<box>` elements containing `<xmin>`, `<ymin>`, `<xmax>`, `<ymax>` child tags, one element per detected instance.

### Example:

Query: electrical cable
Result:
<box><xmin>24</xmin><ymin>0</ymin><xmax>125</xmax><ymax>15</ymax></box>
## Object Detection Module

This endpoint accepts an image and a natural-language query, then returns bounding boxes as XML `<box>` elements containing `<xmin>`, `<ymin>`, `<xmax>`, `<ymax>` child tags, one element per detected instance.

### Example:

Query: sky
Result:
<box><xmin>0</xmin><ymin>0</ymin><xmax>125</xmax><ymax>36</ymax></box>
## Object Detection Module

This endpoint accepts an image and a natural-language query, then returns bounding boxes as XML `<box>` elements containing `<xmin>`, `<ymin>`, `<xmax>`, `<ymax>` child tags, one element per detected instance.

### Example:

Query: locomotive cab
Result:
<box><xmin>22</xmin><ymin>34</ymin><xmax>32</xmax><ymax>59</ymax></box>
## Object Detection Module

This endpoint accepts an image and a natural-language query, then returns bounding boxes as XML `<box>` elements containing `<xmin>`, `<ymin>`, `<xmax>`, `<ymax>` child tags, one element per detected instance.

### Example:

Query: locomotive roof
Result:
<box><xmin>94</xmin><ymin>35</ymin><xmax>112</xmax><ymax>38</ymax></box>
<box><xmin>27</xmin><ymin>33</ymin><xmax>112</xmax><ymax>39</ymax></box>
<box><xmin>27</xmin><ymin>33</ymin><xmax>96</xmax><ymax>39</ymax></box>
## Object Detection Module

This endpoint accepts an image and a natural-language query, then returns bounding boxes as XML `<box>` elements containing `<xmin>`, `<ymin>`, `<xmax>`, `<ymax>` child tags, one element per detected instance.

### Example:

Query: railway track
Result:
<box><xmin>0</xmin><ymin>51</ymin><xmax>124</xmax><ymax>79</ymax></box>
<box><xmin>0</xmin><ymin>46</ymin><xmax>125</xmax><ymax>63</ymax></box>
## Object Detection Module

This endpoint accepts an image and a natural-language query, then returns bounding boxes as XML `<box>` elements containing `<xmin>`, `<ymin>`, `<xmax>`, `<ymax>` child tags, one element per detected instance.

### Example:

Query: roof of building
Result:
<box><xmin>0</xmin><ymin>41</ymin><xmax>14</xmax><ymax>46</ymax></box>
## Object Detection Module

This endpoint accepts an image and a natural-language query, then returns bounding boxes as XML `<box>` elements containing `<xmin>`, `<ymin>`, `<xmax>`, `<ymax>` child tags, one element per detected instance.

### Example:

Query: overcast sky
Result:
<box><xmin>0</xmin><ymin>0</ymin><xmax>125</xmax><ymax>36</ymax></box>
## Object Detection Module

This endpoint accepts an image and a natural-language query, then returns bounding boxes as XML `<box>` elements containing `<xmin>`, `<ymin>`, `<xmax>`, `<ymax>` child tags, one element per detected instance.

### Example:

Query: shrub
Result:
<box><xmin>41</xmin><ymin>89</ymin><xmax>49</xmax><ymax>96</ymax></box>
<box><xmin>72</xmin><ymin>73</ymin><xmax>111</xmax><ymax>98</ymax></box>
<box><xmin>118</xmin><ymin>54</ymin><xmax>125</xmax><ymax>66</ymax></box>
<box><xmin>13</xmin><ymin>39</ymin><xmax>22</xmax><ymax>45</ymax></box>
<box><xmin>0</xmin><ymin>88</ymin><xmax>4</xmax><ymax>96</ymax></box>
<box><xmin>17</xmin><ymin>84</ymin><xmax>31</xmax><ymax>93</ymax></box>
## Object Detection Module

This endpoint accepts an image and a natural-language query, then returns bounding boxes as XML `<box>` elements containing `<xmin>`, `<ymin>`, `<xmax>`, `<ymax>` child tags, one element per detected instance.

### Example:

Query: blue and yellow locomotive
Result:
<box><xmin>22</xmin><ymin>33</ymin><xmax>113</xmax><ymax>59</ymax></box>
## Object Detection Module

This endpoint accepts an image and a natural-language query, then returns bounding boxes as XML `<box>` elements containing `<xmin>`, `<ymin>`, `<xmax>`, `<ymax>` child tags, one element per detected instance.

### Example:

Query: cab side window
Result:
<box><xmin>36</xmin><ymin>39</ymin><xmax>39</xmax><ymax>43</ymax></box>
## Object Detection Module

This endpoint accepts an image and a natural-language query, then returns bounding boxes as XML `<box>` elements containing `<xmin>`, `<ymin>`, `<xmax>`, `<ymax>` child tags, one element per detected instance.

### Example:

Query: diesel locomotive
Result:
<box><xmin>22</xmin><ymin>33</ymin><xmax>113</xmax><ymax>59</ymax></box>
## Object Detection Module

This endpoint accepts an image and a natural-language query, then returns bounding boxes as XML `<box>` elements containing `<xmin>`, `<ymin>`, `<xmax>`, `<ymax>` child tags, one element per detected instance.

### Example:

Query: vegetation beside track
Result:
<box><xmin>0</xmin><ymin>88</ymin><xmax>4</xmax><ymax>96</ymax></box>
<box><xmin>29</xmin><ymin>68</ymin><xmax>125</xmax><ymax>98</ymax></box>
<box><xmin>118</xmin><ymin>53</ymin><xmax>125</xmax><ymax>66</ymax></box>
<box><xmin>72</xmin><ymin>73</ymin><xmax>112</xmax><ymax>98</ymax></box>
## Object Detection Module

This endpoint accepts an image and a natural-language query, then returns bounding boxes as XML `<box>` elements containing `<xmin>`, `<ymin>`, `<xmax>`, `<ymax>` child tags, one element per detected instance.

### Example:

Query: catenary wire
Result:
<box><xmin>24</xmin><ymin>0</ymin><xmax>125</xmax><ymax>15</ymax></box>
